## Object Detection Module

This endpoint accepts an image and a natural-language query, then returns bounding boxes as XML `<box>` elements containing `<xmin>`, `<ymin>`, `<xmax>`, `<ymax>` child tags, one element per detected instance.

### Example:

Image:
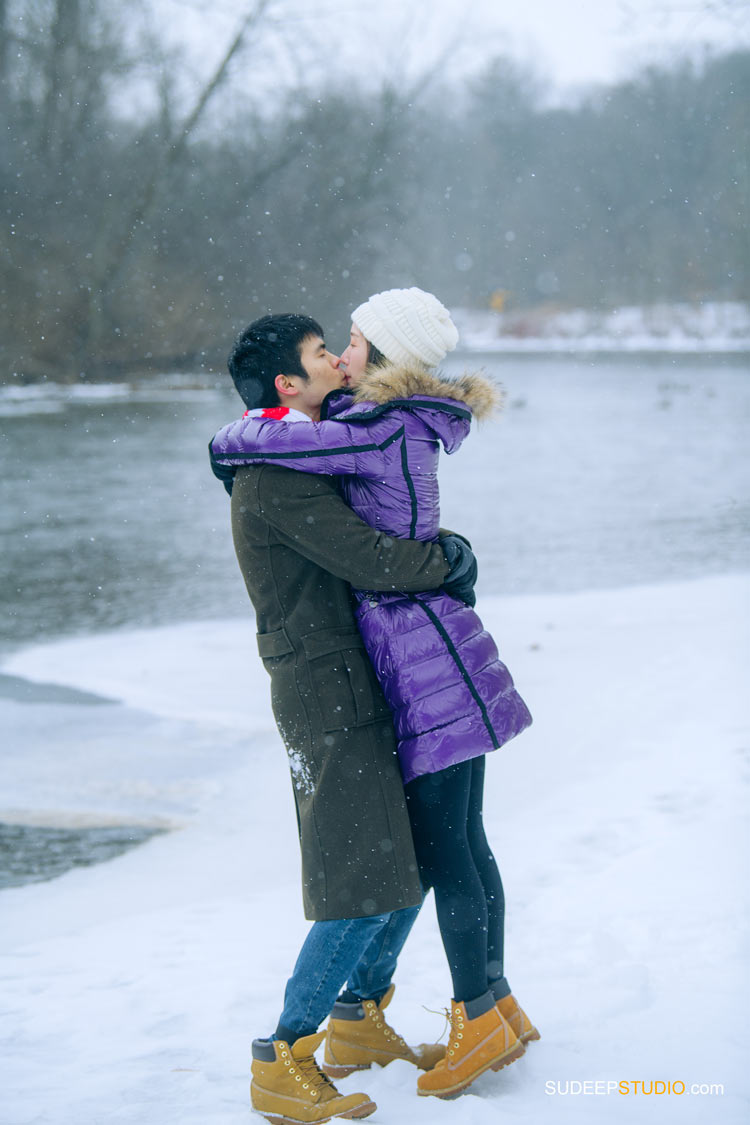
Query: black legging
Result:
<box><xmin>404</xmin><ymin>755</ymin><xmax>505</xmax><ymax>1003</ymax></box>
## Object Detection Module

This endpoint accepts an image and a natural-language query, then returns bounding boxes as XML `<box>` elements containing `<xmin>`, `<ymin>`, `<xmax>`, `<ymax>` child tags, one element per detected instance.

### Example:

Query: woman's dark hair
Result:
<box><xmin>228</xmin><ymin>313</ymin><xmax>324</xmax><ymax>409</ymax></box>
<box><xmin>367</xmin><ymin>340</ymin><xmax>388</xmax><ymax>368</ymax></box>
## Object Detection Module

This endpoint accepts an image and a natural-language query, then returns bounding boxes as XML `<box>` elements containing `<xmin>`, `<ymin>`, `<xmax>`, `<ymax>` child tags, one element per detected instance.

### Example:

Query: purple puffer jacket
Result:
<box><xmin>211</xmin><ymin>363</ymin><xmax>532</xmax><ymax>783</ymax></box>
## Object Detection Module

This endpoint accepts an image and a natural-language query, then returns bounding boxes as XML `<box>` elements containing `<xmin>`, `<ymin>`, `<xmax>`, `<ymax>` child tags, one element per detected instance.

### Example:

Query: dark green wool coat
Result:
<box><xmin>230</xmin><ymin>464</ymin><xmax>449</xmax><ymax>921</ymax></box>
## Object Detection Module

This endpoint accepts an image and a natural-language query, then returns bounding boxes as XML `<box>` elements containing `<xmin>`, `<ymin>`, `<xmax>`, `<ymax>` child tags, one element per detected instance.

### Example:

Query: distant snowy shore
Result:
<box><xmin>0</xmin><ymin>302</ymin><xmax>748</xmax><ymax>409</ymax></box>
<box><xmin>453</xmin><ymin>301</ymin><xmax>750</xmax><ymax>353</ymax></box>
<box><xmin>1</xmin><ymin>576</ymin><xmax>748</xmax><ymax>1124</ymax></box>
<box><xmin>0</xmin><ymin>373</ymin><xmax>224</xmax><ymax>414</ymax></box>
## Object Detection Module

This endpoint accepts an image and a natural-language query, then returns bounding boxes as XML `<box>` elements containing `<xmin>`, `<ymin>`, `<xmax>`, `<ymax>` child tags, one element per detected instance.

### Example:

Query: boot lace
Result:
<box><xmin>422</xmin><ymin>1004</ymin><xmax>451</xmax><ymax>1044</ymax></box>
<box><xmin>420</xmin><ymin>1003</ymin><xmax>466</xmax><ymax>1065</ymax></box>
<box><xmin>365</xmin><ymin>1002</ymin><xmax>409</xmax><ymax>1050</ymax></box>
<box><xmin>294</xmin><ymin>1053</ymin><xmax>338</xmax><ymax>1096</ymax></box>
<box><xmin>444</xmin><ymin>1004</ymin><xmax>466</xmax><ymax>1057</ymax></box>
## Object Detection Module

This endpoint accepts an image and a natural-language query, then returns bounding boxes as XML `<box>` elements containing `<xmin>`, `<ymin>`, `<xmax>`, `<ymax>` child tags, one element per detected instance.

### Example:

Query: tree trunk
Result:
<box><xmin>40</xmin><ymin>0</ymin><xmax>81</xmax><ymax>165</ymax></box>
<box><xmin>74</xmin><ymin>0</ymin><xmax>274</xmax><ymax>377</ymax></box>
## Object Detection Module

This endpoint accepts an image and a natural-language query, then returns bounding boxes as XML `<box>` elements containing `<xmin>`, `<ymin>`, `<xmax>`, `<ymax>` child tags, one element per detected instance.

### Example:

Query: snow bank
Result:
<box><xmin>453</xmin><ymin>301</ymin><xmax>750</xmax><ymax>353</ymax></box>
<box><xmin>0</xmin><ymin>375</ymin><xmax>224</xmax><ymax>415</ymax></box>
<box><xmin>1</xmin><ymin>575</ymin><xmax>748</xmax><ymax>1123</ymax></box>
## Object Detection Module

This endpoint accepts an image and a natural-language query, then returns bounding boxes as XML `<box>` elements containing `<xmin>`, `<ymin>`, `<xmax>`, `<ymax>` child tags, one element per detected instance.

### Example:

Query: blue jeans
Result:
<box><xmin>275</xmin><ymin>903</ymin><xmax>422</xmax><ymax>1040</ymax></box>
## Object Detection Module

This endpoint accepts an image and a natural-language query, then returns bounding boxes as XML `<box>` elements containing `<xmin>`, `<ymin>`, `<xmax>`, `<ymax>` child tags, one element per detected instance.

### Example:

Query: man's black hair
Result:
<box><xmin>228</xmin><ymin>313</ymin><xmax>325</xmax><ymax>409</ymax></box>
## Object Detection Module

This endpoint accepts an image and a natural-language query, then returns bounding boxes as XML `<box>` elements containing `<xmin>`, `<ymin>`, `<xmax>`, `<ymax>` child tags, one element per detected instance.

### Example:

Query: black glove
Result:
<box><xmin>208</xmin><ymin>438</ymin><xmax>237</xmax><ymax>496</ymax></box>
<box><xmin>440</xmin><ymin>533</ymin><xmax>478</xmax><ymax>607</ymax></box>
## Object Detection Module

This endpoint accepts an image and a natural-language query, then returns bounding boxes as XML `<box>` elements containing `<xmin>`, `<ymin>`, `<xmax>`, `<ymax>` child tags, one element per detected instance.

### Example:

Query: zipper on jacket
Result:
<box><xmin>413</xmin><ymin>598</ymin><xmax>499</xmax><ymax>746</ymax></box>
<box><xmin>399</xmin><ymin>436</ymin><xmax>419</xmax><ymax>538</ymax></box>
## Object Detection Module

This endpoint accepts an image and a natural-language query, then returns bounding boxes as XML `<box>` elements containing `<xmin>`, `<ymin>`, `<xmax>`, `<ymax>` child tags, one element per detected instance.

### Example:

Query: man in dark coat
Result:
<box><xmin>211</xmin><ymin>313</ymin><xmax>476</xmax><ymax>1123</ymax></box>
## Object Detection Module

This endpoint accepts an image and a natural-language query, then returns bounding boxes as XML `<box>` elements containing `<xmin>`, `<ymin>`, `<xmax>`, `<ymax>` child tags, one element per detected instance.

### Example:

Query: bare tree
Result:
<box><xmin>0</xmin><ymin>0</ymin><xmax>8</xmax><ymax>90</ymax></box>
<box><xmin>619</xmin><ymin>1</ymin><xmax>750</xmax><ymax>32</ymax></box>
<box><xmin>75</xmin><ymin>1</ymin><xmax>287</xmax><ymax>373</ymax></box>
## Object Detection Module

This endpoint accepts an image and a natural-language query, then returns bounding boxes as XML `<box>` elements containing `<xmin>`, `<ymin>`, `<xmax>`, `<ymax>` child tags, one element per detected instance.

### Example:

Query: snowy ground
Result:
<box><xmin>1</xmin><ymin>575</ymin><xmax>748</xmax><ymax>1124</ymax></box>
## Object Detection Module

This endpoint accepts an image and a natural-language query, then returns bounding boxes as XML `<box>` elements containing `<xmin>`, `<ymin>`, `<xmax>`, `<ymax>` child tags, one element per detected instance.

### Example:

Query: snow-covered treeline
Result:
<box><xmin>1</xmin><ymin>0</ymin><xmax>747</xmax><ymax>380</ymax></box>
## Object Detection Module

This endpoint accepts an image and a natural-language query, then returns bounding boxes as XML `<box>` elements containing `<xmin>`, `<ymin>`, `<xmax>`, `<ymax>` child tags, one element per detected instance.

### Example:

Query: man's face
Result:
<box><xmin>277</xmin><ymin>334</ymin><xmax>343</xmax><ymax>418</ymax></box>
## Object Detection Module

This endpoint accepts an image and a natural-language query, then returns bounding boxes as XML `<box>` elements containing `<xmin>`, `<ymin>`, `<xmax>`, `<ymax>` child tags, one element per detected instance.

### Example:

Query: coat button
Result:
<box><xmin>369</xmin><ymin>599</ymin><xmax>378</xmax><ymax>607</ymax></box>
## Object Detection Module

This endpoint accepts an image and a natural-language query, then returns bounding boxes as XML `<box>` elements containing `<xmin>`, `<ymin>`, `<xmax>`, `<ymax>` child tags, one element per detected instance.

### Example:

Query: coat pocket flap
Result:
<box><xmin>256</xmin><ymin>628</ymin><xmax>294</xmax><ymax>659</ymax></box>
<box><xmin>301</xmin><ymin>627</ymin><xmax>365</xmax><ymax>659</ymax></box>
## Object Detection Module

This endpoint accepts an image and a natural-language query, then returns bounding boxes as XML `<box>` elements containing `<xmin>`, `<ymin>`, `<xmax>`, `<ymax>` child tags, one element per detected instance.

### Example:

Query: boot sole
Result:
<box><xmin>323</xmin><ymin>1058</ymin><xmax>434</xmax><ymax>1079</ymax></box>
<box><xmin>417</xmin><ymin>1041</ymin><xmax>526</xmax><ymax>1098</ymax></box>
<box><xmin>491</xmin><ymin>1040</ymin><xmax>527</xmax><ymax>1071</ymax></box>
<box><xmin>520</xmin><ymin>1028</ymin><xmax>541</xmax><ymax>1044</ymax></box>
<box><xmin>321</xmin><ymin>1063</ymin><xmax>372</xmax><ymax>1079</ymax></box>
<box><xmin>253</xmin><ymin>1098</ymin><xmax>377</xmax><ymax>1124</ymax></box>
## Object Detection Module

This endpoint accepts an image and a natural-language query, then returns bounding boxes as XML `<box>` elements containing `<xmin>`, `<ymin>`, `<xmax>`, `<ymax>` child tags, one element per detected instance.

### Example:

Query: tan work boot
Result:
<box><xmin>250</xmin><ymin>1031</ymin><xmax>376</xmax><ymax>1124</ymax></box>
<box><xmin>323</xmin><ymin>984</ymin><xmax>445</xmax><ymax>1078</ymax></box>
<box><xmin>417</xmin><ymin>994</ymin><xmax>525</xmax><ymax>1098</ymax></box>
<box><xmin>496</xmin><ymin>993</ymin><xmax>541</xmax><ymax>1044</ymax></box>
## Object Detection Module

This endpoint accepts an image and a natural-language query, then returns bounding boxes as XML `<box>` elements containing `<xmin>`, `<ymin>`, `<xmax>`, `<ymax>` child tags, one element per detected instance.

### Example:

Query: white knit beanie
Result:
<box><xmin>351</xmin><ymin>287</ymin><xmax>459</xmax><ymax>367</ymax></box>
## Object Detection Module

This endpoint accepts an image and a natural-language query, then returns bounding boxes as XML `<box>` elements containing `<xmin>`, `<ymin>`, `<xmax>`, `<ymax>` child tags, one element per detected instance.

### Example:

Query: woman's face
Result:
<box><xmin>339</xmin><ymin>322</ymin><xmax>370</xmax><ymax>387</ymax></box>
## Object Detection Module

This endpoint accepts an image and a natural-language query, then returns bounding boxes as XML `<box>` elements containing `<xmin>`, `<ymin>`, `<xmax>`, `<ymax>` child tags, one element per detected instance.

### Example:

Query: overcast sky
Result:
<box><xmin>157</xmin><ymin>0</ymin><xmax>749</xmax><ymax>98</ymax></box>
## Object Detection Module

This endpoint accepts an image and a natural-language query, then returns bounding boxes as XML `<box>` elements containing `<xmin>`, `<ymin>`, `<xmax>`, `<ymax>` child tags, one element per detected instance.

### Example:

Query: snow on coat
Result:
<box><xmin>211</xmin><ymin>363</ymin><xmax>532</xmax><ymax>782</ymax></box>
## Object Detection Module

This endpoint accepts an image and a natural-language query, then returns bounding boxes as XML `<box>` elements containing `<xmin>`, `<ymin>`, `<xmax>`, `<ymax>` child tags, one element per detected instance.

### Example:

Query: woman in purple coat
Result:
<box><xmin>211</xmin><ymin>288</ymin><xmax>539</xmax><ymax>1097</ymax></box>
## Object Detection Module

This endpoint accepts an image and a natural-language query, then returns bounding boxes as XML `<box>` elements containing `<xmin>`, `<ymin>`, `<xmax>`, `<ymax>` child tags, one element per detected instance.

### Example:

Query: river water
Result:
<box><xmin>1</xmin><ymin>351</ymin><xmax>748</xmax><ymax>886</ymax></box>
<box><xmin>1</xmin><ymin>352</ymin><xmax>747</xmax><ymax>658</ymax></box>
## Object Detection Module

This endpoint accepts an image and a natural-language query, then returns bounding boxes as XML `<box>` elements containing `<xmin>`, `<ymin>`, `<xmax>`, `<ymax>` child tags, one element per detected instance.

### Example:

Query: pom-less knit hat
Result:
<box><xmin>351</xmin><ymin>287</ymin><xmax>459</xmax><ymax>367</ymax></box>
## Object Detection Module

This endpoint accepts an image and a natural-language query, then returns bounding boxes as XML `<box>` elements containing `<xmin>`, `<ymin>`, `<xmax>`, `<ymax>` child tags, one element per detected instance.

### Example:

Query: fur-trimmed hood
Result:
<box><xmin>352</xmin><ymin>362</ymin><xmax>502</xmax><ymax>421</ymax></box>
